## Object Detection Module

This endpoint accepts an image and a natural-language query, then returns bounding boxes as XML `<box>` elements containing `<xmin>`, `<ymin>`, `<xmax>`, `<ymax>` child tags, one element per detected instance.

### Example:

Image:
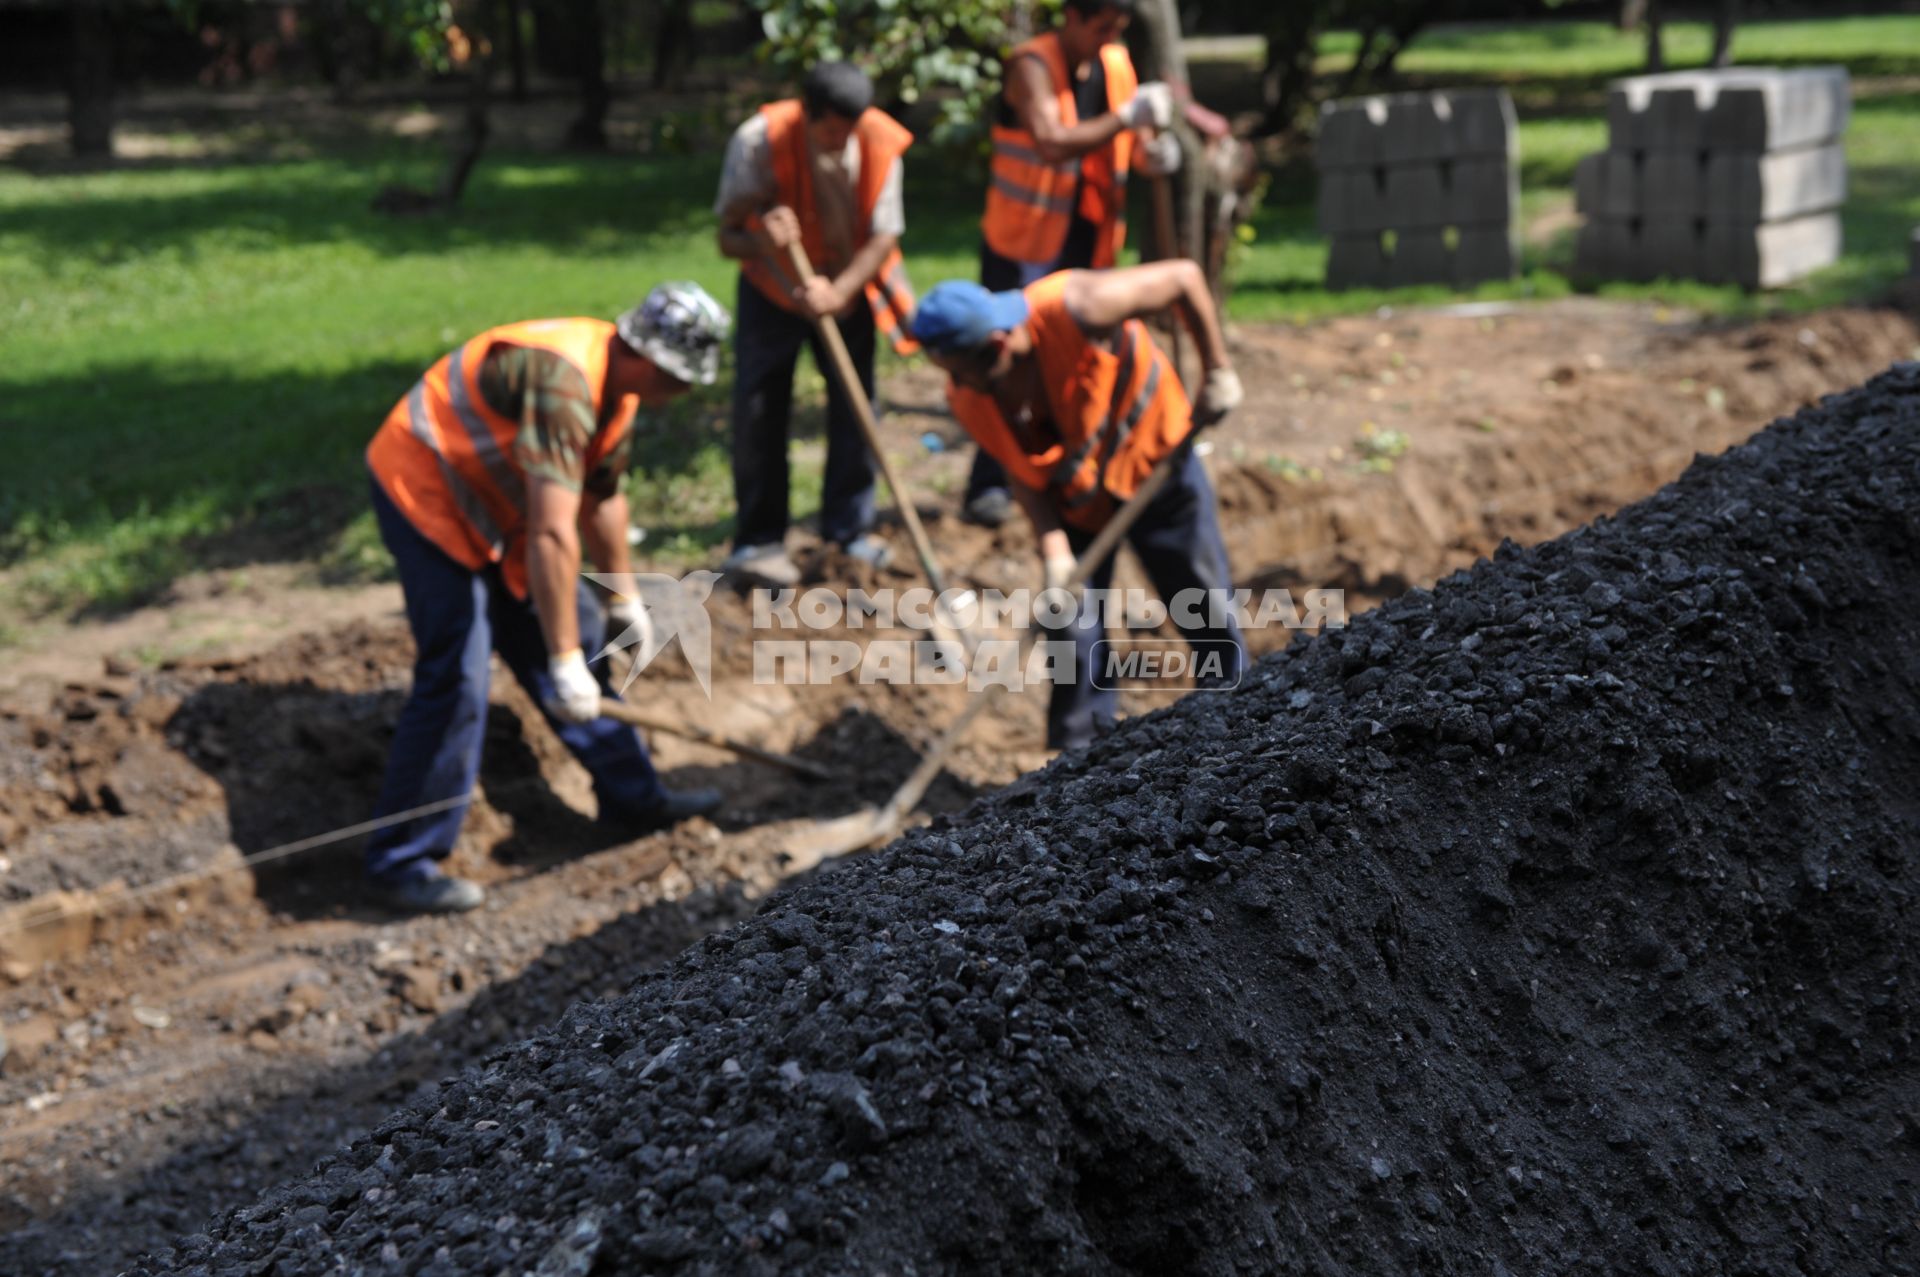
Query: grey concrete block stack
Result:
<box><xmin>1574</xmin><ymin>66</ymin><xmax>1850</xmax><ymax>289</ymax></box>
<box><xmin>1316</xmin><ymin>88</ymin><xmax>1520</xmax><ymax>290</ymax></box>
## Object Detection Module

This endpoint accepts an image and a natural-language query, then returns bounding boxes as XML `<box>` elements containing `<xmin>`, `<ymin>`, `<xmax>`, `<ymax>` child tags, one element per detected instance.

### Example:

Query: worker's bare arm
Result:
<box><xmin>1010</xmin><ymin>480</ymin><xmax>1074</xmax><ymax>568</ymax></box>
<box><xmin>1062</xmin><ymin>261</ymin><xmax>1230</xmax><ymax>373</ymax></box>
<box><xmin>1010</xmin><ymin>55</ymin><xmax>1127</xmax><ymax>165</ymax></box>
<box><xmin>804</xmin><ymin>231</ymin><xmax>897</xmax><ymax>317</ymax></box>
<box><xmin>526</xmin><ymin>476</ymin><xmax>584</xmax><ymax>657</ymax></box>
<box><xmin>580</xmin><ymin>489</ymin><xmax>633</xmax><ymax>580</ymax></box>
<box><xmin>717</xmin><ymin>201</ymin><xmax>801</xmax><ymax>261</ymax></box>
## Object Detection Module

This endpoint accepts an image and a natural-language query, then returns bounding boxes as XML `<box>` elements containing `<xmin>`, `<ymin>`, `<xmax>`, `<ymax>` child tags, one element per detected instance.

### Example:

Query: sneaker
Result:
<box><xmin>722</xmin><ymin>543</ymin><xmax>800</xmax><ymax>588</ymax></box>
<box><xmin>963</xmin><ymin>488</ymin><xmax>1014</xmax><ymax>528</ymax></box>
<box><xmin>369</xmin><ymin>869</ymin><xmax>486</xmax><ymax>914</ymax></box>
<box><xmin>606</xmin><ymin>786</ymin><xmax>723</xmax><ymax>834</ymax></box>
<box><xmin>839</xmin><ymin>533</ymin><xmax>894</xmax><ymax>570</ymax></box>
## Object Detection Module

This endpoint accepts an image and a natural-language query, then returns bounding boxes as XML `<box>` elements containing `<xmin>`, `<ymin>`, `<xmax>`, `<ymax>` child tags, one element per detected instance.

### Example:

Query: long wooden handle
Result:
<box><xmin>1150</xmin><ymin>172</ymin><xmax>1186</xmax><ymax>385</ymax></box>
<box><xmin>781</xmin><ymin>241</ymin><xmax>954</xmax><ymax>603</ymax></box>
<box><xmin>870</xmin><ymin>427</ymin><xmax>1204</xmax><ymax>834</ymax></box>
<box><xmin>599</xmin><ymin>698</ymin><xmax>838</xmax><ymax>782</ymax></box>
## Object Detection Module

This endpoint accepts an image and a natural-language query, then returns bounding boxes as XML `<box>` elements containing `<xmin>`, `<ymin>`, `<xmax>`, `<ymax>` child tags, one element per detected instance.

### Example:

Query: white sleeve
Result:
<box><xmin>870</xmin><ymin>157</ymin><xmax>905</xmax><ymax>238</ymax></box>
<box><xmin>713</xmin><ymin>115</ymin><xmax>775</xmax><ymax>216</ymax></box>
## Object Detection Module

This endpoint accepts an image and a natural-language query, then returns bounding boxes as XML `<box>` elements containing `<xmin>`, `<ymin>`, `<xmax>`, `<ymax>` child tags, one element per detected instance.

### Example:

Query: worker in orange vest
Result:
<box><xmin>362</xmin><ymin>285</ymin><xmax>731</xmax><ymax>913</ymax></box>
<box><xmin>910</xmin><ymin>262</ymin><xmax>1245</xmax><ymax>752</ymax></box>
<box><xmin>961</xmin><ymin>0</ymin><xmax>1179</xmax><ymax>530</ymax></box>
<box><xmin>715</xmin><ymin>61</ymin><xmax>920</xmax><ymax>588</ymax></box>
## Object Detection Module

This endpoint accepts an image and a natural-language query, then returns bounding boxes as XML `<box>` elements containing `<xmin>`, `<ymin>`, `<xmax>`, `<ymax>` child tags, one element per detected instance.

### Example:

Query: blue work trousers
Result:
<box><xmin>729</xmin><ymin>275</ymin><xmax>878</xmax><ymax>548</ymax></box>
<box><xmin>364</xmin><ymin>476</ymin><xmax>666</xmax><ymax>884</ymax></box>
<box><xmin>1049</xmin><ymin>450</ymin><xmax>1247</xmax><ymax>751</ymax></box>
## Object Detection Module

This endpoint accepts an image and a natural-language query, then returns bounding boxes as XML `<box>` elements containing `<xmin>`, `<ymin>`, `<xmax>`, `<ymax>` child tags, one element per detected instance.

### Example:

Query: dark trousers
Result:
<box><xmin>967</xmin><ymin>221</ymin><xmax>1101</xmax><ymax>503</ymax></box>
<box><xmin>1049</xmin><ymin>451</ymin><xmax>1246</xmax><ymax>751</ymax></box>
<box><xmin>730</xmin><ymin>275</ymin><xmax>877</xmax><ymax>548</ymax></box>
<box><xmin>364</xmin><ymin>476</ymin><xmax>666</xmax><ymax>884</ymax></box>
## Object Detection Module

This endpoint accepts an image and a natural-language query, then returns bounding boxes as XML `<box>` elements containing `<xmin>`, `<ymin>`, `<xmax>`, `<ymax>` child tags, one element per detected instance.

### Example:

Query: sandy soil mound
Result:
<box><xmin>121</xmin><ymin>363</ymin><xmax>1920</xmax><ymax>1274</ymax></box>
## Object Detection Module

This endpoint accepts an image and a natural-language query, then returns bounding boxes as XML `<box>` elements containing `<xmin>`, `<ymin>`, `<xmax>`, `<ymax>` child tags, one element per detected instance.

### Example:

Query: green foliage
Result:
<box><xmin>749</xmin><ymin>0</ymin><xmax>1060</xmax><ymax>145</ymax></box>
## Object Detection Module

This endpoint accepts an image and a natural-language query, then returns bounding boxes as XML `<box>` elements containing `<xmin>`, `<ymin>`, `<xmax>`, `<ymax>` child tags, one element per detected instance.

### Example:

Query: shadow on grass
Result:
<box><xmin>1</xmin><ymin>145</ymin><xmax>727</xmax><ymax>264</ymax></box>
<box><xmin>1</xmin><ymin>356</ymin><xmax>423</xmax><ymax>617</ymax></box>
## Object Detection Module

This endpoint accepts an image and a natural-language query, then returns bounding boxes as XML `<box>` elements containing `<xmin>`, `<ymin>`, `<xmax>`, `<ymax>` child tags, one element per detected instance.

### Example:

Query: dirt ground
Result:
<box><xmin>2</xmin><ymin>295</ymin><xmax>1918</xmax><ymax>1273</ymax></box>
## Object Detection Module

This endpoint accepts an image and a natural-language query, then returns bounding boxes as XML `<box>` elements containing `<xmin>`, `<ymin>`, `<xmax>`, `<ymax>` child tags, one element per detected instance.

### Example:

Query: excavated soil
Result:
<box><xmin>120</xmin><ymin>364</ymin><xmax>1920</xmax><ymax>1274</ymax></box>
<box><xmin>3</xmin><ymin>299</ymin><xmax>1919</xmax><ymax>1275</ymax></box>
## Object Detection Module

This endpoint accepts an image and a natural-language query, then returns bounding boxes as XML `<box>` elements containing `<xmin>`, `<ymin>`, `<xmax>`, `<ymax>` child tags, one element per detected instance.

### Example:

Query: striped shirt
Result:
<box><xmin>477</xmin><ymin>344</ymin><xmax>628</xmax><ymax>499</ymax></box>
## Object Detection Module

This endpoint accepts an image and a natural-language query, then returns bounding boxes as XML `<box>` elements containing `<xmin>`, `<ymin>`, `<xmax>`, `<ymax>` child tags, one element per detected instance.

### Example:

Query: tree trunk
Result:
<box><xmin>566</xmin><ymin>0</ymin><xmax>609</xmax><ymax>148</ymax></box>
<box><xmin>1258</xmin><ymin>4</ymin><xmax>1322</xmax><ymax>138</ymax></box>
<box><xmin>1645</xmin><ymin>0</ymin><xmax>1665</xmax><ymax>72</ymax></box>
<box><xmin>68</xmin><ymin>0</ymin><xmax>115</xmax><ymax>159</ymax></box>
<box><xmin>1330</xmin><ymin>21</ymin><xmax>1384</xmax><ymax>101</ymax></box>
<box><xmin>1618</xmin><ymin>0</ymin><xmax>1648</xmax><ymax>32</ymax></box>
<box><xmin>650</xmin><ymin>0</ymin><xmax>694</xmax><ymax>90</ymax></box>
<box><xmin>1710</xmin><ymin>0</ymin><xmax>1739</xmax><ymax>67</ymax></box>
<box><xmin>503</xmin><ymin>0</ymin><xmax>529</xmax><ymax>101</ymax></box>
<box><xmin>371</xmin><ymin>6</ymin><xmax>492</xmax><ymax>215</ymax></box>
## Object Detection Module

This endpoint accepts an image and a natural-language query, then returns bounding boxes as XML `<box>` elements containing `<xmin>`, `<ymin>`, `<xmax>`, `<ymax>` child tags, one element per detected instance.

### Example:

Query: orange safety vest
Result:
<box><xmin>365</xmin><ymin>318</ymin><xmax>638</xmax><ymax>599</ymax></box>
<box><xmin>946</xmin><ymin>272</ymin><xmax>1190</xmax><ymax>531</ymax></box>
<box><xmin>983</xmin><ymin>32</ymin><xmax>1138</xmax><ymax>270</ymax></box>
<box><xmin>739</xmin><ymin>99</ymin><xmax>920</xmax><ymax>356</ymax></box>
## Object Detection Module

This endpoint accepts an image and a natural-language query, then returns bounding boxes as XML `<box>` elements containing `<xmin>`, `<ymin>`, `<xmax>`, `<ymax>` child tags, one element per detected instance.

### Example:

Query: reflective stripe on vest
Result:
<box><xmin>446</xmin><ymin>342</ymin><xmax>529</xmax><ymax>512</ymax></box>
<box><xmin>1056</xmin><ymin>323</ymin><xmax>1163</xmax><ymax>511</ymax></box>
<box><xmin>989</xmin><ymin>172</ymin><xmax>1079</xmax><ymax>216</ymax></box>
<box><xmin>981</xmin><ymin>35</ymin><xmax>1137</xmax><ymax>268</ymax></box>
<box><xmin>404</xmin><ymin>378</ymin><xmax>508</xmax><ymax>554</ymax></box>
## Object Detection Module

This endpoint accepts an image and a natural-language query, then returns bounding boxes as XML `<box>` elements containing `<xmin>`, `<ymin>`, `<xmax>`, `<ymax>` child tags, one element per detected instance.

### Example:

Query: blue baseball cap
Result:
<box><xmin>909</xmin><ymin>281</ymin><xmax>1030</xmax><ymax>353</ymax></box>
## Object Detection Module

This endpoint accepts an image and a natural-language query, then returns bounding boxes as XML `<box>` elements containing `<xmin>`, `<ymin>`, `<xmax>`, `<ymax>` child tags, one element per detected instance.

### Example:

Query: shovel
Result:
<box><xmin>778</xmin><ymin>240</ymin><xmax>980</xmax><ymax>655</ymax></box>
<box><xmin>599</xmin><ymin>697</ymin><xmax>839</xmax><ymax>782</ymax></box>
<box><xmin>787</xmin><ymin>428</ymin><xmax>1205</xmax><ymax>862</ymax></box>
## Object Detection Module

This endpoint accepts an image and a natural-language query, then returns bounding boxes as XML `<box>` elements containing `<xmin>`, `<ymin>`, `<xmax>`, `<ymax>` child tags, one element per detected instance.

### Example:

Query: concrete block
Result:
<box><xmin>1390</xmin><ymin>228</ymin><xmax>1453</xmax><ymax>287</ymax></box>
<box><xmin>1644</xmin><ymin>218</ymin><xmax>1704</xmax><ymax>280</ymax></box>
<box><xmin>1575</xmin><ymin>219</ymin><xmax>1643</xmax><ymax>282</ymax></box>
<box><xmin>1318</xmin><ymin>97</ymin><xmax>1388</xmax><ymax>169</ymax></box>
<box><xmin>1326</xmin><ymin>232</ymin><xmax>1390</xmax><ymax>290</ymax></box>
<box><xmin>1385</xmin><ymin>162</ymin><xmax>1450</xmax><ymax>229</ymax></box>
<box><xmin>1703</xmin><ymin>143</ymin><xmax>1846</xmax><ymax>224</ymax></box>
<box><xmin>1703</xmin><ymin>211</ymin><xmax>1842</xmax><ymax>289</ymax></box>
<box><xmin>1611</xmin><ymin>67</ymin><xmax>1851</xmax><ymax>155</ymax></box>
<box><xmin>1450</xmin><ymin>158</ymin><xmax>1517</xmax><ymax>226</ymax></box>
<box><xmin>1574</xmin><ymin>152</ymin><xmax>1607</xmax><ymax>218</ymax></box>
<box><xmin>1381</xmin><ymin>95</ymin><xmax>1453</xmax><ymax>165</ymax></box>
<box><xmin>1454</xmin><ymin>226</ymin><xmax>1517</xmax><ymax>285</ymax></box>
<box><xmin>1642</xmin><ymin>151</ymin><xmax>1704</xmax><ymax>219</ymax></box>
<box><xmin>1705</xmin><ymin>66</ymin><xmax>1850</xmax><ymax>153</ymax></box>
<box><xmin>1602</xmin><ymin>150</ymin><xmax>1643</xmax><ymax>220</ymax></box>
<box><xmin>1319</xmin><ymin>168</ymin><xmax>1383</xmax><ymax>235</ymax></box>
<box><xmin>1444</xmin><ymin>89</ymin><xmax>1518</xmax><ymax>161</ymax></box>
<box><xmin>1607</xmin><ymin>71</ymin><xmax>1713</xmax><ymax>151</ymax></box>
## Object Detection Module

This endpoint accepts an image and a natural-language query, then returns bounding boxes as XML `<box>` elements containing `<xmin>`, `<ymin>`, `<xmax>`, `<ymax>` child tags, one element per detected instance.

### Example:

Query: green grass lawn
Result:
<box><xmin>4</xmin><ymin>14</ymin><xmax>1918</xmax><ymax>622</ymax></box>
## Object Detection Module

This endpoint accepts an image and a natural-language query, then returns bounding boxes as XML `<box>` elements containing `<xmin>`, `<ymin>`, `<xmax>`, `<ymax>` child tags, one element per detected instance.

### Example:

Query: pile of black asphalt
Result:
<box><xmin>132</xmin><ymin>363</ymin><xmax>1920</xmax><ymax>1276</ymax></box>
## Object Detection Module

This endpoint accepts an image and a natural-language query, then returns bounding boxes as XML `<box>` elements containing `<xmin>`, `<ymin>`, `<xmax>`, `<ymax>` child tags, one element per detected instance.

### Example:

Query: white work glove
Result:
<box><xmin>544</xmin><ymin>649</ymin><xmax>601</xmax><ymax>725</ymax></box>
<box><xmin>1120</xmin><ymin>82</ymin><xmax>1174</xmax><ymax>132</ymax></box>
<box><xmin>607</xmin><ymin>595</ymin><xmax>653</xmax><ymax>657</ymax></box>
<box><xmin>1137</xmin><ymin>131</ymin><xmax>1183</xmax><ymax>178</ymax></box>
<box><xmin>1042</xmin><ymin>551</ymin><xmax>1079</xmax><ymax>593</ymax></box>
<box><xmin>1194</xmin><ymin>367</ymin><xmax>1244</xmax><ymax>427</ymax></box>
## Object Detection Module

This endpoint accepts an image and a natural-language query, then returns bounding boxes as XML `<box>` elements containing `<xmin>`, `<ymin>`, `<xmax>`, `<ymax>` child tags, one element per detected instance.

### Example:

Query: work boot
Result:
<box><xmin>605</xmin><ymin>786</ymin><xmax>723</xmax><ymax>835</ymax></box>
<box><xmin>722</xmin><ymin>542</ymin><xmax>801</xmax><ymax>588</ymax></box>
<box><xmin>963</xmin><ymin>487</ymin><xmax>1013</xmax><ymax>528</ymax></box>
<box><xmin>839</xmin><ymin>532</ymin><xmax>894</xmax><ymax>570</ymax></box>
<box><xmin>369</xmin><ymin>867</ymin><xmax>486</xmax><ymax>915</ymax></box>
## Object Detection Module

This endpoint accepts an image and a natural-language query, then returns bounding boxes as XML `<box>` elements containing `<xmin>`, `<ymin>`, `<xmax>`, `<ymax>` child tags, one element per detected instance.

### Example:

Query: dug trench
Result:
<box><xmin>0</xmin><ymin>299</ymin><xmax>1916</xmax><ymax>1273</ymax></box>
<box><xmin>114</xmin><ymin>361</ymin><xmax>1920</xmax><ymax>1273</ymax></box>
